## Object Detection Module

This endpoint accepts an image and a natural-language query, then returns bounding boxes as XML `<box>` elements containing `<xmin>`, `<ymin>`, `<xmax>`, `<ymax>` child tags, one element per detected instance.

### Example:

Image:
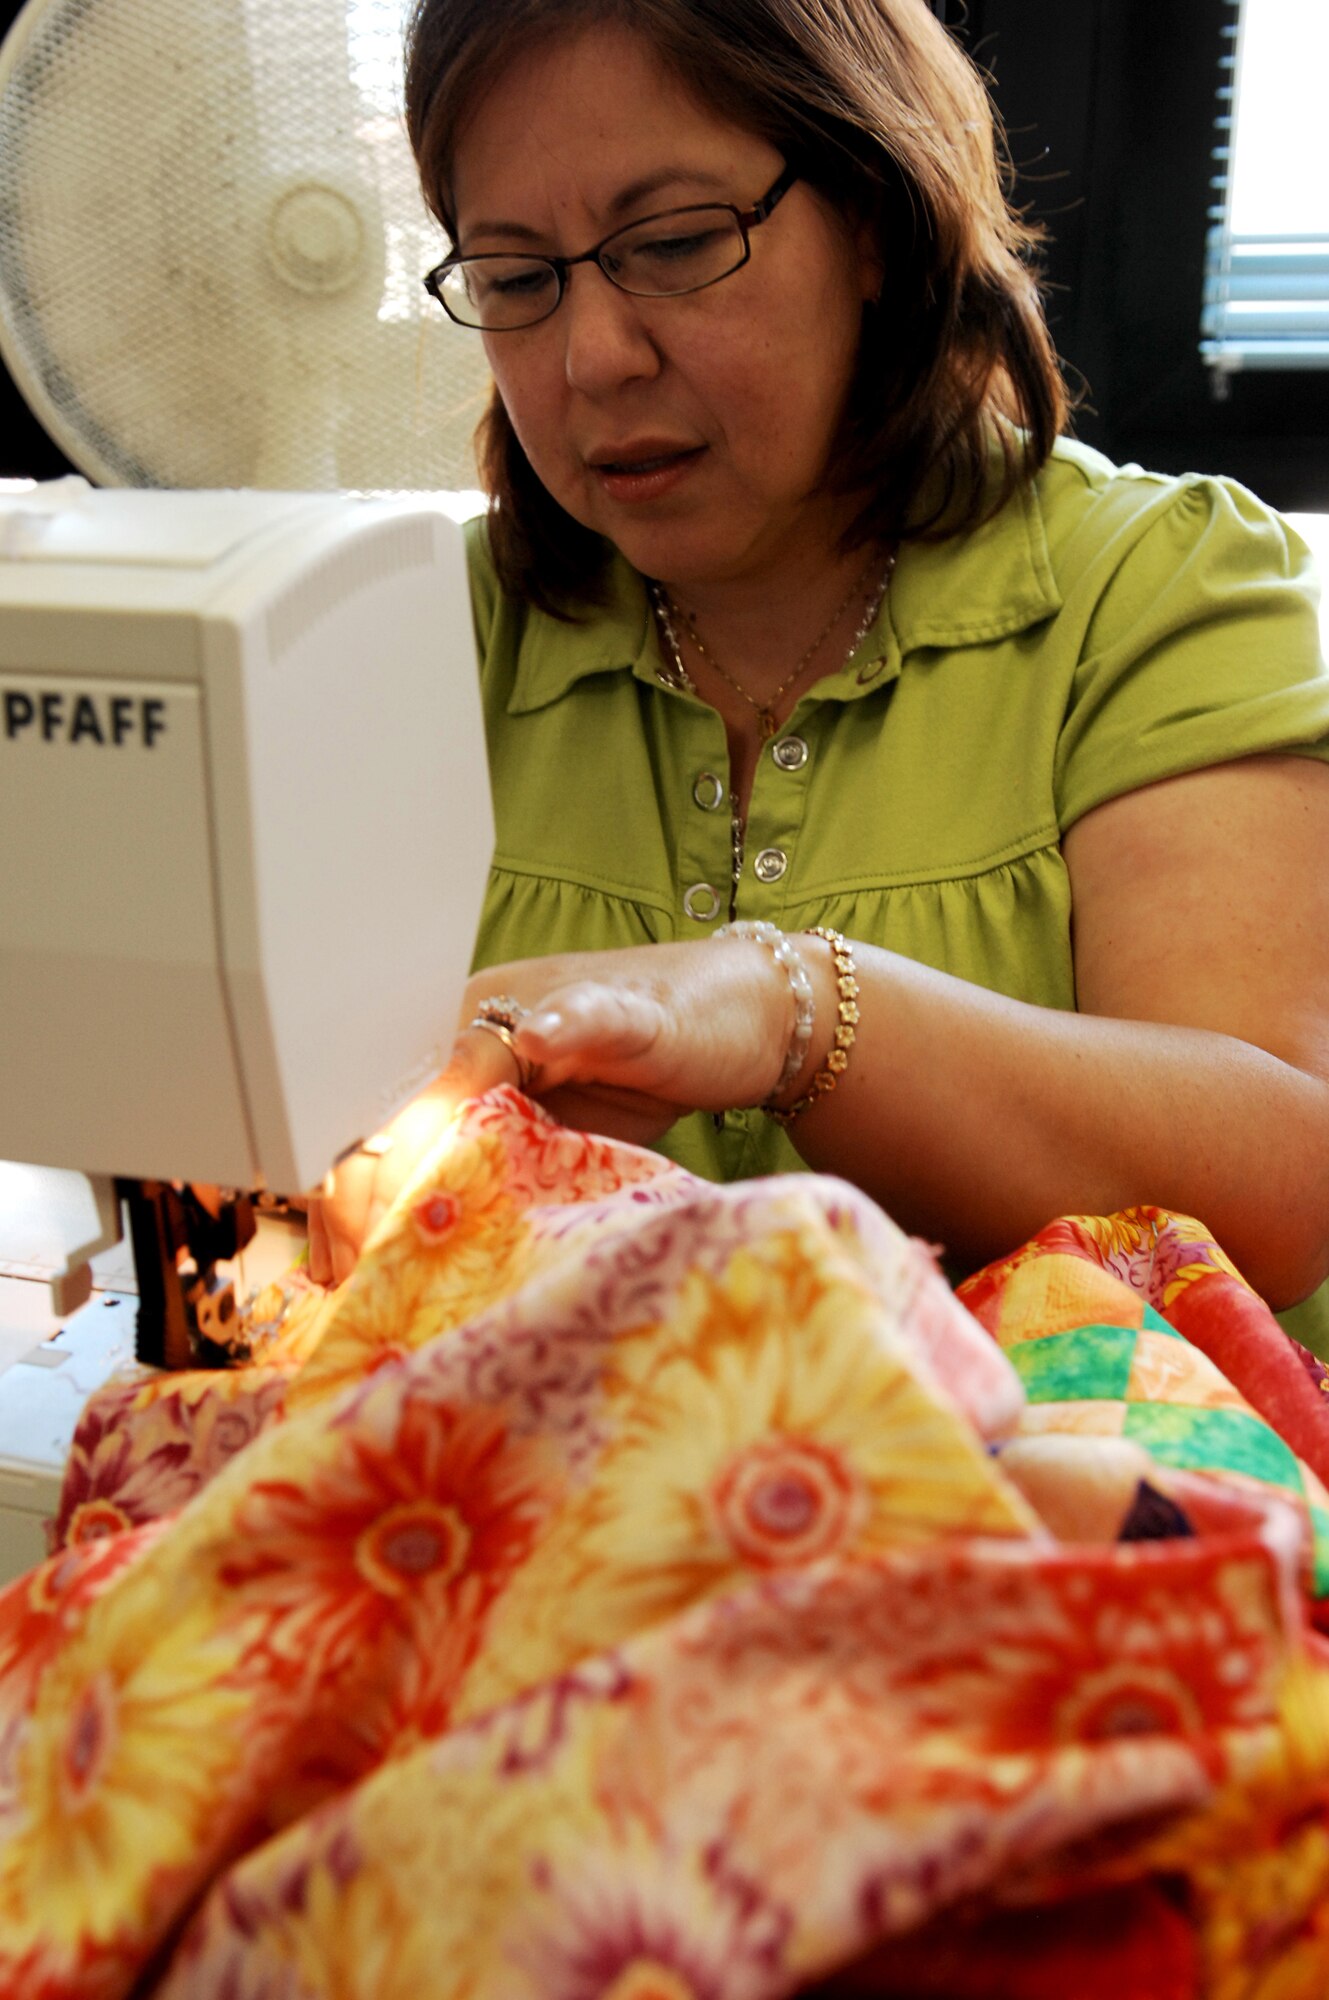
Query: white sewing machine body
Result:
<box><xmin>0</xmin><ymin>483</ymin><xmax>492</xmax><ymax>1195</ymax></box>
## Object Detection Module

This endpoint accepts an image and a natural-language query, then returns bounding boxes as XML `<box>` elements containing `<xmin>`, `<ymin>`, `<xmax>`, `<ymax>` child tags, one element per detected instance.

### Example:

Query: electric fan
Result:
<box><xmin>0</xmin><ymin>0</ymin><xmax>491</xmax><ymax>491</ymax></box>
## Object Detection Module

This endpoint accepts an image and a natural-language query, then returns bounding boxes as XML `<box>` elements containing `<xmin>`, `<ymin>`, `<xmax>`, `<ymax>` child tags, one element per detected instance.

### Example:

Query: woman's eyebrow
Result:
<box><xmin>605</xmin><ymin>166</ymin><xmax>730</xmax><ymax>218</ymax></box>
<box><xmin>462</xmin><ymin>167</ymin><xmax>732</xmax><ymax>246</ymax></box>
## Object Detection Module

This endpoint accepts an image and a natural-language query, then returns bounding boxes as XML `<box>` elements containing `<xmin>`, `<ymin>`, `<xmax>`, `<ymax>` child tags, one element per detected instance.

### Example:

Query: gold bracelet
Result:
<box><xmin>765</xmin><ymin>928</ymin><xmax>859</xmax><ymax>1127</ymax></box>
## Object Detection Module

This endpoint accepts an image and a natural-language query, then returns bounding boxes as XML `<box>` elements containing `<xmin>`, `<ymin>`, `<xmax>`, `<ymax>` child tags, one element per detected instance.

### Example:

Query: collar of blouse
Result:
<box><xmin>503</xmin><ymin>450</ymin><xmax>1064</xmax><ymax>718</ymax></box>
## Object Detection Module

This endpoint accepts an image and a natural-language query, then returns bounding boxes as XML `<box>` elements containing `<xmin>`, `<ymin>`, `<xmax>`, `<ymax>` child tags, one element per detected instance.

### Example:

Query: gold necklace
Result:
<box><xmin>650</xmin><ymin>550</ymin><xmax>895</xmax><ymax>741</ymax></box>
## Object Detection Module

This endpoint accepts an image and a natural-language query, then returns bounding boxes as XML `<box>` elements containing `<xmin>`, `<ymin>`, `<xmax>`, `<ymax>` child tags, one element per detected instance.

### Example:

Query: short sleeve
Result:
<box><xmin>464</xmin><ymin>512</ymin><xmax>500</xmax><ymax>662</ymax></box>
<box><xmin>1053</xmin><ymin>474</ymin><xmax>1329</xmax><ymax>830</ymax></box>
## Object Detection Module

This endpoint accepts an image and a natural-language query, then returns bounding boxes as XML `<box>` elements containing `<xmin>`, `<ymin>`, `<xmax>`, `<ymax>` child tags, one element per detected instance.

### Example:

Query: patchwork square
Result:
<box><xmin>1123</xmin><ymin>1403</ymin><xmax>1302</xmax><ymax>1493</ymax></box>
<box><xmin>1009</xmin><ymin>1324</ymin><xmax>1137</xmax><ymax>1403</ymax></box>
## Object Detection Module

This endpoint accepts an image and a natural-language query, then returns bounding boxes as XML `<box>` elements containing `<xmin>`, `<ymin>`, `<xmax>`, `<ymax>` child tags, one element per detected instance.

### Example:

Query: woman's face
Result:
<box><xmin>448</xmin><ymin>23</ymin><xmax>881</xmax><ymax>596</ymax></box>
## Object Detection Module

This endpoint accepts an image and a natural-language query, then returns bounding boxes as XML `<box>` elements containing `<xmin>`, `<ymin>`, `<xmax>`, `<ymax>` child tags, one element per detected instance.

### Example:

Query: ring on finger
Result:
<box><xmin>470</xmin><ymin>997</ymin><xmax>537</xmax><ymax>1092</ymax></box>
<box><xmin>472</xmin><ymin>993</ymin><xmax>528</xmax><ymax>1030</ymax></box>
<box><xmin>469</xmin><ymin>1018</ymin><xmax>538</xmax><ymax>1092</ymax></box>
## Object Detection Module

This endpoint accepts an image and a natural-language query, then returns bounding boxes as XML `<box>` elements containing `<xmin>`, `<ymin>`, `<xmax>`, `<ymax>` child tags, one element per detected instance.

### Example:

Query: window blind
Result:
<box><xmin>1200</xmin><ymin>0</ymin><xmax>1329</xmax><ymax>382</ymax></box>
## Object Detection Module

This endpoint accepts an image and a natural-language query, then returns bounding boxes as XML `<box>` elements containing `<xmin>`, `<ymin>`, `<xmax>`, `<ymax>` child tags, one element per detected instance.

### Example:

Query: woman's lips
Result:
<box><xmin>590</xmin><ymin>445</ymin><xmax>705</xmax><ymax>502</ymax></box>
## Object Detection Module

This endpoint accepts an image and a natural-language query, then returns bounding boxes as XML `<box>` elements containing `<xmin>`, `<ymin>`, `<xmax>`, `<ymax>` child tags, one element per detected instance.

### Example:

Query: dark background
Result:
<box><xmin>2</xmin><ymin>0</ymin><xmax>1326</xmax><ymax>506</ymax></box>
<box><xmin>943</xmin><ymin>0</ymin><xmax>1329</xmax><ymax>509</ymax></box>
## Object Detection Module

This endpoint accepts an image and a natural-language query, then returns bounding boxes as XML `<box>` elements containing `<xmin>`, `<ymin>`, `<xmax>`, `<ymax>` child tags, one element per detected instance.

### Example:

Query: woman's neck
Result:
<box><xmin>656</xmin><ymin>538</ymin><xmax>893</xmax><ymax>713</ymax></box>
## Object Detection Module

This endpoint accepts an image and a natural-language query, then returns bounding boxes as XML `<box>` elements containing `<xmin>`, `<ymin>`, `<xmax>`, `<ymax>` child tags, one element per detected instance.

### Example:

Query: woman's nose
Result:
<box><xmin>559</xmin><ymin>267</ymin><xmax>662</xmax><ymax>395</ymax></box>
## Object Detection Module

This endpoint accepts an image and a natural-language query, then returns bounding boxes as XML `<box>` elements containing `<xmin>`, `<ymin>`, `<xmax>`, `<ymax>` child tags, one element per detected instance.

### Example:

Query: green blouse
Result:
<box><xmin>465</xmin><ymin>438</ymin><xmax>1329</xmax><ymax>1339</ymax></box>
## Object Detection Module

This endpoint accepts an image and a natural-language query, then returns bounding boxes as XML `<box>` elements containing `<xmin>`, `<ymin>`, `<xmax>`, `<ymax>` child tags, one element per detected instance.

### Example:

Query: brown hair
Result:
<box><xmin>405</xmin><ymin>0</ymin><xmax>1070</xmax><ymax>612</ymax></box>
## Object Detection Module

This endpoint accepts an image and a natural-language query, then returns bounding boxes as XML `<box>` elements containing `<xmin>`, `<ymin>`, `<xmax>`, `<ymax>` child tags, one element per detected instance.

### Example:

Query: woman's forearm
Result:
<box><xmin>790</xmin><ymin>938</ymin><xmax>1329</xmax><ymax>1308</ymax></box>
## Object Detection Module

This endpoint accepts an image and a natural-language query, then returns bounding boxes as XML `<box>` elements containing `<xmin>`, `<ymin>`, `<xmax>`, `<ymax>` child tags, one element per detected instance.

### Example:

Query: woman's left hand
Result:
<box><xmin>306</xmin><ymin>936</ymin><xmax>815</xmax><ymax>1285</ymax></box>
<box><xmin>455</xmin><ymin>938</ymin><xmax>807</xmax><ymax>1139</ymax></box>
<box><xmin>305</xmin><ymin>1077</ymin><xmax>470</xmax><ymax>1288</ymax></box>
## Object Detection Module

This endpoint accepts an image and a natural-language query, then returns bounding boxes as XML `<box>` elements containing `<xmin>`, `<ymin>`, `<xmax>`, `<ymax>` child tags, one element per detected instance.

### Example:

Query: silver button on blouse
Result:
<box><xmin>692</xmin><ymin>770</ymin><xmax>726</xmax><ymax>810</ymax></box>
<box><xmin>770</xmin><ymin>734</ymin><xmax>808</xmax><ymax>772</ymax></box>
<box><xmin>753</xmin><ymin>847</ymin><xmax>788</xmax><ymax>884</ymax></box>
<box><xmin>683</xmin><ymin>882</ymin><xmax>722</xmax><ymax>921</ymax></box>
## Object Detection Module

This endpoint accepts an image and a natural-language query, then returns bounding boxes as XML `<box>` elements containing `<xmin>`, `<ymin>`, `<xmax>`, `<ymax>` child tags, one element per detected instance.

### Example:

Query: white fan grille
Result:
<box><xmin>0</xmin><ymin>0</ymin><xmax>492</xmax><ymax>490</ymax></box>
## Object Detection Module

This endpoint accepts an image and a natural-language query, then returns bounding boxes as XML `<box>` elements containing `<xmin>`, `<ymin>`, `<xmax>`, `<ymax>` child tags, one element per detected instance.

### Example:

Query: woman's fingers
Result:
<box><xmin>507</xmin><ymin>959</ymin><xmax>785</xmax><ymax>1110</ymax></box>
<box><xmin>306</xmin><ymin>1152</ymin><xmax>380</xmax><ymax>1288</ymax></box>
<box><xmin>514</xmin><ymin>982</ymin><xmax>666</xmax><ymax>1088</ymax></box>
<box><xmin>307</xmin><ymin>1196</ymin><xmax>332</xmax><ymax>1287</ymax></box>
<box><xmin>443</xmin><ymin>1018</ymin><xmax>537</xmax><ymax>1097</ymax></box>
<box><xmin>305</xmin><ymin>1058</ymin><xmax>504</xmax><ymax>1287</ymax></box>
<box><xmin>304</xmin><ymin>942</ymin><xmax>792</xmax><ymax>1287</ymax></box>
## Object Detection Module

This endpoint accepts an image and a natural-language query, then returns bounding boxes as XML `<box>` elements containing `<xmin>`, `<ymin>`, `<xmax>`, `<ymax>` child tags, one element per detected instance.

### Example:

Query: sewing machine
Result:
<box><xmin>0</xmin><ymin>480</ymin><xmax>492</xmax><ymax>1574</ymax></box>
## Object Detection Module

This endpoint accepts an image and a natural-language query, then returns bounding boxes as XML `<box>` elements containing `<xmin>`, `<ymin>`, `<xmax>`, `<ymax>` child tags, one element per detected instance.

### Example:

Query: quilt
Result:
<box><xmin>2</xmin><ymin>1085</ymin><xmax>1329</xmax><ymax>1999</ymax></box>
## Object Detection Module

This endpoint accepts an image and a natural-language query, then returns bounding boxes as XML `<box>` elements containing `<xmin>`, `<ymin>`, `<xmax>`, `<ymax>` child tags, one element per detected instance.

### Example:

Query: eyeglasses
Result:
<box><xmin>424</xmin><ymin>163</ymin><xmax>798</xmax><ymax>332</ymax></box>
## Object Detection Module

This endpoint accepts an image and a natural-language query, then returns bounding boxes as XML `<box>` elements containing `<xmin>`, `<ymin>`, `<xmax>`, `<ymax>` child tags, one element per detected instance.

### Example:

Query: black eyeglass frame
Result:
<box><xmin>424</xmin><ymin>162</ymin><xmax>799</xmax><ymax>330</ymax></box>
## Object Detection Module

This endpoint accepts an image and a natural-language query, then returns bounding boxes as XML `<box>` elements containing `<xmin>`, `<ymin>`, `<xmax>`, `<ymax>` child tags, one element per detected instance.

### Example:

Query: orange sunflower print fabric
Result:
<box><xmin>3</xmin><ymin>1087</ymin><xmax>1329</xmax><ymax>2000</ymax></box>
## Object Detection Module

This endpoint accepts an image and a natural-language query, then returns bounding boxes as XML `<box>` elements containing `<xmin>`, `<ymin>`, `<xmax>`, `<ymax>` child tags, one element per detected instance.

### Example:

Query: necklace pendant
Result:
<box><xmin>758</xmin><ymin>709</ymin><xmax>777</xmax><ymax>741</ymax></box>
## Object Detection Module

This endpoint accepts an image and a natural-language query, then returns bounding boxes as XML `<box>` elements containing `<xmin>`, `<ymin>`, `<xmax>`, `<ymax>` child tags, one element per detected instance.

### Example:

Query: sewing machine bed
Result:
<box><xmin>4</xmin><ymin>1085</ymin><xmax>1329</xmax><ymax>1999</ymax></box>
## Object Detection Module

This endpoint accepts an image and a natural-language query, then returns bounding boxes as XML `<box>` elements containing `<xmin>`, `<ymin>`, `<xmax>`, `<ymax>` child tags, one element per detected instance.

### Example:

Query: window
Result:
<box><xmin>1202</xmin><ymin>0</ymin><xmax>1329</xmax><ymax>382</ymax></box>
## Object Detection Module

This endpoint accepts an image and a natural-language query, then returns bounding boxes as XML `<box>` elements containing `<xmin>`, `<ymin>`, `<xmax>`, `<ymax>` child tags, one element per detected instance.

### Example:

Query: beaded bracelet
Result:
<box><xmin>765</xmin><ymin>927</ymin><xmax>860</xmax><ymax>1127</ymax></box>
<box><xmin>712</xmin><ymin>918</ymin><xmax>815</xmax><ymax>1101</ymax></box>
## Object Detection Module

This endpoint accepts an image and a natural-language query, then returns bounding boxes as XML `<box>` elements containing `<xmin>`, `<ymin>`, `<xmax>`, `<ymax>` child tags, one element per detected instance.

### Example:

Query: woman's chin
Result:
<box><xmin>574</xmin><ymin>499</ymin><xmax>719</xmax><ymax>585</ymax></box>
<box><xmin>591</xmin><ymin>512</ymin><xmax>768</xmax><ymax>594</ymax></box>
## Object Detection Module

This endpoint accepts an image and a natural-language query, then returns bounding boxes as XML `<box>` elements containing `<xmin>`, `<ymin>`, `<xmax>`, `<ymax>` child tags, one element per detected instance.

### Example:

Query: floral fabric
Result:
<box><xmin>3</xmin><ymin>1087</ymin><xmax>1329</xmax><ymax>1998</ymax></box>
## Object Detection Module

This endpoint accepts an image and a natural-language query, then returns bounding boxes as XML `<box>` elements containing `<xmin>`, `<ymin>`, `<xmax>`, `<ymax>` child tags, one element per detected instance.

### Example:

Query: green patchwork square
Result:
<box><xmin>1123</xmin><ymin>1404</ymin><xmax>1301</xmax><ymax>1492</ymax></box>
<box><xmin>1142</xmin><ymin>1304</ymin><xmax>1183</xmax><ymax>1340</ymax></box>
<box><xmin>1009</xmin><ymin>1324</ymin><xmax>1138</xmax><ymax>1403</ymax></box>
<box><xmin>1310</xmin><ymin>1505</ymin><xmax>1329</xmax><ymax>1599</ymax></box>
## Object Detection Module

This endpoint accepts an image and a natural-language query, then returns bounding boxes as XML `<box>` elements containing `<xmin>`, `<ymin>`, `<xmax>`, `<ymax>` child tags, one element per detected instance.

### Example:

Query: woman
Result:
<box><xmin>310</xmin><ymin>0</ymin><xmax>1329</xmax><ymax>1334</ymax></box>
